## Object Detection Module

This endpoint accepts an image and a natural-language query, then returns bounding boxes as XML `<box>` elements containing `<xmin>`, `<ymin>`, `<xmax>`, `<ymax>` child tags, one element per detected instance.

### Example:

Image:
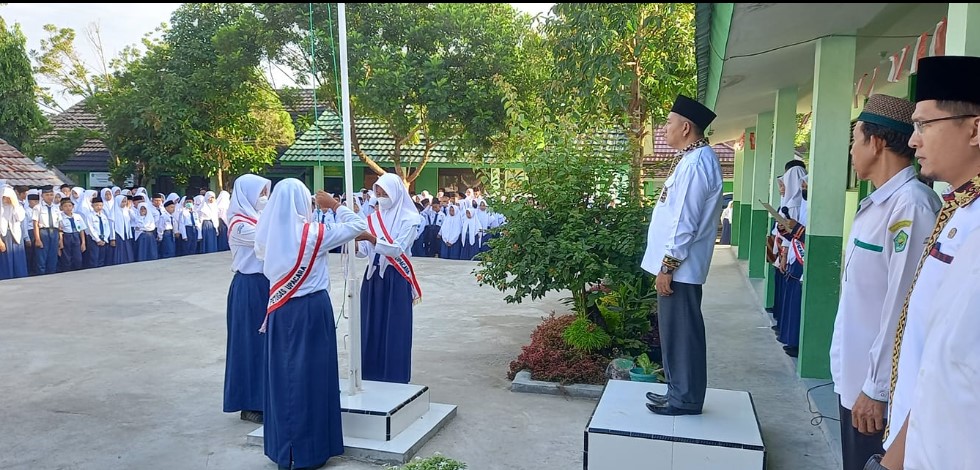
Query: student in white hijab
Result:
<box><xmin>780</xmin><ymin>163</ymin><xmax>807</xmax><ymax>222</ymax></box>
<box><xmin>100</xmin><ymin>188</ymin><xmax>115</xmax><ymax>213</ymax></box>
<box><xmin>459</xmin><ymin>203</ymin><xmax>483</xmax><ymax>260</ymax></box>
<box><xmin>0</xmin><ymin>185</ymin><xmax>28</xmax><ymax>279</ymax></box>
<box><xmin>134</xmin><ymin>202</ymin><xmax>159</xmax><ymax>262</ymax></box>
<box><xmin>355</xmin><ymin>173</ymin><xmax>422</xmax><ymax>384</ymax></box>
<box><xmin>438</xmin><ymin>203</ymin><xmax>463</xmax><ymax>259</ymax></box>
<box><xmin>222</xmin><ymin>174</ymin><xmax>272</xmax><ymax>423</ymax></box>
<box><xmin>216</xmin><ymin>190</ymin><xmax>231</xmax><ymax>252</ymax></box>
<box><xmin>70</xmin><ymin>187</ymin><xmax>85</xmax><ymax>207</ymax></box>
<box><xmin>111</xmin><ymin>194</ymin><xmax>135</xmax><ymax>265</ymax></box>
<box><xmin>177</xmin><ymin>196</ymin><xmax>201</xmax><ymax>256</ymax></box>
<box><xmin>253</xmin><ymin>178</ymin><xmax>365</xmax><ymax>470</ymax></box>
<box><xmin>199</xmin><ymin>191</ymin><xmax>219</xmax><ymax>253</ymax></box>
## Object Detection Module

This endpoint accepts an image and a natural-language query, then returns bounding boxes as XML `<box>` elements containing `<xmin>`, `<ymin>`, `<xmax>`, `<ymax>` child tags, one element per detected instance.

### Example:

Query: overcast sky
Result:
<box><xmin>2</xmin><ymin>3</ymin><xmax>555</xmax><ymax>111</ymax></box>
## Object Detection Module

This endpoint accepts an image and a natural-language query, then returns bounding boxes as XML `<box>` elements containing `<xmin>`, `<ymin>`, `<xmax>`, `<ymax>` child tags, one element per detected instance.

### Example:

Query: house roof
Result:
<box><xmin>280</xmin><ymin>110</ymin><xmax>462</xmax><ymax>164</ymax></box>
<box><xmin>38</xmin><ymin>90</ymin><xmax>325</xmax><ymax>173</ymax></box>
<box><xmin>643</xmin><ymin>126</ymin><xmax>735</xmax><ymax>179</ymax></box>
<box><xmin>0</xmin><ymin>139</ymin><xmax>67</xmax><ymax>187</ymax></box>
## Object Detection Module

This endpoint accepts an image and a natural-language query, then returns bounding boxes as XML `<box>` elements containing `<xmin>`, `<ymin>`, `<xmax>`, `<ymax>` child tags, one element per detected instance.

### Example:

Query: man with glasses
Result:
<box><xmin>865</xmin><ymin>56</ymin><xmax>980</xmax><ymax>470</ymax></box>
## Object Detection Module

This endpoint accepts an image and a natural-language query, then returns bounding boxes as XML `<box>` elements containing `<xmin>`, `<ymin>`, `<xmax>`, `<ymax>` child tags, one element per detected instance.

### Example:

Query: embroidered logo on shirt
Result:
<box><xmin>893</xmin><ymin>230</ymin><xmax>909</xmax><ymax>253</ymax></box>
<box><xmin>888</xmin><ymin>220</ymin><xmax>912</xmax><ymax>232</ymax></box>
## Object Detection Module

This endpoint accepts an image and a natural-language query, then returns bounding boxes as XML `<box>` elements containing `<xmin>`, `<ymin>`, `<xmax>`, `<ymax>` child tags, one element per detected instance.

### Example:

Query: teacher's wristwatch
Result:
<box><xmin>660</xmin><ymin>265</ymin><xmax>675</xmax><ymax>275</ymax></box>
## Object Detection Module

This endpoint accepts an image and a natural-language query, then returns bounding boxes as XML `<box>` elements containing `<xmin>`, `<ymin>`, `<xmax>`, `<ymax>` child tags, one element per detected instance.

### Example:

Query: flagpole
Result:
<box><xmin>337</xmin><ymin>2</ymin><xmax>362</xmax><ymax>395</ymax></box>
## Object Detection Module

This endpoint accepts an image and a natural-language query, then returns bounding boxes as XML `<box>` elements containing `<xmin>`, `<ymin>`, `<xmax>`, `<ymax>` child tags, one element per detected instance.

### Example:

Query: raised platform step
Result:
<box><xmin>247</xmin><ymin>380</ymin><xmax>457</xmax><ymax>465</ymax></box>
<box><xmin>585</xmin><ymin>380</ymin><xmax>765</xmax><ymax>470</ymax></box>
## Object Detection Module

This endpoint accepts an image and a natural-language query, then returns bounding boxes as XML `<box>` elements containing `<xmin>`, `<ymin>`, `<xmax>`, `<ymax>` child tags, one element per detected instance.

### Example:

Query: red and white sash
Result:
<box><xmin>367</xmin><ymin>211</ymin><xmax>422</xmax><ymax>304</ymax></box>
<box><xmin>791</xmin><ymin>238</ymin><xmax>805</xmax><ymax>266</ymax></box>
<box><xmin>228</xmin><ymin>214</ymin><xmax>257</xmax><ymax>236</ymax></box>
<box><xmin>260</xmin><ymin>222</ymin><xmax>325</xmax><ymax>333</ymax></box>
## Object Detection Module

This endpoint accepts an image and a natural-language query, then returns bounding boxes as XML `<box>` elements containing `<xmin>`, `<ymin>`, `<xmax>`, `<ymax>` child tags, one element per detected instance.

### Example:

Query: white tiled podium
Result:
<box><xmin>248</xmin><ymin>380</ymin><xmax>456</xmax><ymax>464</ymax></box>
<box><xmin>584</xmin><ymin>380</ymin><xmax>765</xmax><ymax>470</ymax></box>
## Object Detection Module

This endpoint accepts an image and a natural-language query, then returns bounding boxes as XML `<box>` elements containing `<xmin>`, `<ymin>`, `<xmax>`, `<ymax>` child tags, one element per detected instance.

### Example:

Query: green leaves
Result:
<box><xmin>0</xmin><ymin>16</ymin><xmax>47</xmax><ymax>151</ymax></box>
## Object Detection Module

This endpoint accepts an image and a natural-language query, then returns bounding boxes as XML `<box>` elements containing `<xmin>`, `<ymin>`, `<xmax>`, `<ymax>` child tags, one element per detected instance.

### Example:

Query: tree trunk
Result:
<box><xmin>217</xmin><ymin>168</ymin><xmax>224</xmax><ymax>192</ymax></box>
<box><xmin>407</xmin><ymin>142</ymin><xmax>435</xmax><ymax>184</ymax></box>
<box><xmin>628</xmin><ymin>73</ymin><xmax>647</xmax><ymax>200</ymax></box>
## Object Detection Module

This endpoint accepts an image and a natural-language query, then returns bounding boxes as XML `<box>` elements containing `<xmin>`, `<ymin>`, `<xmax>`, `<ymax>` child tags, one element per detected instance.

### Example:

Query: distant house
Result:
<box><xmin>35</xmin><ymin>90</ymin><xmax>323</xmax><ymax>193</ymax></box>
<box><xmin>642</xmin><ymin>125</ymin><xmax>736</xmax><ymax>195</ymax></box>
<box><xmin>0</xmin><ymin>139</ymin><xmax>66</xmax><ymax>187</ymax></box>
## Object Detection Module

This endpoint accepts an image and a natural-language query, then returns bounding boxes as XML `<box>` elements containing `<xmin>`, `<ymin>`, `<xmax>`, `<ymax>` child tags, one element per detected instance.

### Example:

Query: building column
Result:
<box><xmin>731</xmin><ymin>145</ymin><xmax>743</xmax><ymax>247</ymax></box>
<box><xmin>799</xmin><ymin>36</ymin><xmax>855</xmax><ymax>379</ymax></box>
<box><xmin>946</xmin><ymin>3</ymin><xmax>980</xmax><ymax>56</ymax></box>
<box><xmin>748</xmin><ymin>113</ymin><xmax>773</xmax><ymax>279</ymax></box>
<box><xmin>737</xmin><ymin>128</ymin><xmax>755</xmax><ymax>259</ymax></box>
<box><xmin>313</xmin><ymin>164</ymin><xmax>325</xmax><ymax>192</ymax></box>
<box><xmin>765</xmin><ymin>87</ymin><xmax>799</xmax><ymax>307</ymax></box>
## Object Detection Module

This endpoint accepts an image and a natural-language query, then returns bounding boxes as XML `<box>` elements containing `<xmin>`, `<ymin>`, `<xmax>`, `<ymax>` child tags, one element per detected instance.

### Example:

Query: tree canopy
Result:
<box><xmin>0</xmin><ymin>16</ymin><xmax>47</xmax><ymax>151</ymax></box>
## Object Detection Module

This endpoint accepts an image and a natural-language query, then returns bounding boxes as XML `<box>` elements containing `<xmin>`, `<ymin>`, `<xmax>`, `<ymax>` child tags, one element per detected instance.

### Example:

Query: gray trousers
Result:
<box><xmin>657</xmin><ymin>280</ymin><xmax>706</xmax><ymax>411</ymax></box>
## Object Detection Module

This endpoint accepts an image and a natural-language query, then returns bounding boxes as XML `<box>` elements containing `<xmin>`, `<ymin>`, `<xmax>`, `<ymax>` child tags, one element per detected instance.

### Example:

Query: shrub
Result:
<box><xmin>508</xmin><ymin>314</ymin><xmax>607</xmax><ymax>385</ymax></box>
<box><xmin>393</xmin><ymin>454</ymin><xmax>467</xmax><ymax>470</ymax></box>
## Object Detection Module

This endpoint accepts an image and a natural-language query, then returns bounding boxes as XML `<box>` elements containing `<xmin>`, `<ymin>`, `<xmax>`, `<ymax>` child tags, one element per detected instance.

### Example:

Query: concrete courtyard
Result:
<box><xmin>0</xmin><ymin>247</ymin><xmax>838</xmax><ymax>469</ymax></box>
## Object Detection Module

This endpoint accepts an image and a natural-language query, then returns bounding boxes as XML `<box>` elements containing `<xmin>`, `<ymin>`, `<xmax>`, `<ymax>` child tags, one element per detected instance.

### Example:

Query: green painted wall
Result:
<box><xmin>731</xmin><ymin>204</ymin><xmax>742</xmax><ymax>246</ymax></box>
<box><xmin>946</xmin><ymin>3</ymin><xmax>980</xmax><ymax>56</ymax></box>
<box><xmin>704</xmin><ymin>3</ymin><xmax>735</xmax><ymax>110</ymax></box>
<box><xmin>749</xmin><ymin>113</ymin><xmax>773</xmax><ymax>279</ymax></box>
<box><xmin>737</xmin><ymin>127</ymin><xmax>756</xmax><ymax>259</ymax></box>
<box><xmin>738</xmin><ymin>203</ymin><xmax>752</xmax><ymax>259</ymax></box>
<box><xmin>413</xmin><ymin>167</ymin><xmax>439</xmax><ymax>195</ymax></box>
<box><xmin>748</xmin><ymin>210</ymin><xmax>769</xmax><ymax>277</ymax></box>
<box><xmin>799</xmin><ymin>235</ymin><xmax>843</xmax><ymax>378</ymax></box>
<box><xmin>723</xmin><ymin>181</ymin><xmax>734</xmax><ymax>193</ymax></box>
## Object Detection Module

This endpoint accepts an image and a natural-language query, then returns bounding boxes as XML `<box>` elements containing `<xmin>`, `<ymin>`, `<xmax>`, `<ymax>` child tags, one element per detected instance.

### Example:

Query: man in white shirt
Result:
<box><xmin>641</xmin><ymin>94</ymin><xmax>723</xmax><ymax>416</ymax></box>
<box><xmin>865</xmin><ymin>56</ymin><xmax>980</xmax><ymax>470</ymax></box>
<box><xmin>826</xmin><ymin>94</ymin><xmax>941</xmax><ymax>470</ymax></box>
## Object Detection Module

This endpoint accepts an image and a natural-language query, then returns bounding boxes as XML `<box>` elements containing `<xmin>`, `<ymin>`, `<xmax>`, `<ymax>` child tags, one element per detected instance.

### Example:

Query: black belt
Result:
<box><xmin>39</xmin><ymin>227</ymin><xmax>57</xmax><ymax>231</ymax></box>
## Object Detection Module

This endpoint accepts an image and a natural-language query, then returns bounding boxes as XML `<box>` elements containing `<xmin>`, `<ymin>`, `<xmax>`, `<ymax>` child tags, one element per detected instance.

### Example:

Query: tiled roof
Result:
<box><xmin>0</xmin><ymin>139</ymin><xmax>66</xmax><ymax>187</ymax></box>
<box><xmin>38</xmin><ymin>90</ymin><xmax>324</xmax><ymax>173</ymax></box>
<box><xmin>38</xmin><ymin>101</ymin><xmax>111</xmax><ymax>173</ymax></box>
<box><xmin>282</xmin><ymin>109</ymin><xmax>630</xmax><ymax>165</ymax></box>
<box><xmin>643</xmin><ymin>126</ymin><xmax>736</xmax><ymax>179</ymax></box>
<box><xmin>280</xmin><ymin>110</ymin><xmax>462</xmax><ymax>163</ymax></box>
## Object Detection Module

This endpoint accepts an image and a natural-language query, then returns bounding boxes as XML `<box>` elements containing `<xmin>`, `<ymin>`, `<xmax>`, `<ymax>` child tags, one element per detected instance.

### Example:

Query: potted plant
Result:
<box><xmin>628</xmin><ymin>353</ymin><xmax>663</xmax><ymax>383</ymax></box>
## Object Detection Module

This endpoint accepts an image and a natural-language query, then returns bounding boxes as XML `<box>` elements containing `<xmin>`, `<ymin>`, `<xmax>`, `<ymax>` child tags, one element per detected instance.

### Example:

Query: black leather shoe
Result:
<box><xmin>646</xmin><ymin>403</ymin><xmax>702</xmax><ymax>416</ymax></box>
<box><xmin>783</xmin><ymin>346</ymin><xmax>798</xmax><ymax>357</ymax></box>
<box><xmin>646</xmin><ymin>392</ymin><xmax>668</xmax><ymax>405</ymax></box>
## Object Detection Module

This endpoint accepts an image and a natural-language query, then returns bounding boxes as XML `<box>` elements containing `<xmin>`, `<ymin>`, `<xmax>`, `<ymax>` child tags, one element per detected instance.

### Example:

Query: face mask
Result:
<box><xmin>801</xmin><ymin>190</ymin><xmax>808</xmax><ymax>201</ymax></box>
<box><xmin>256</xmin><ymin>195</ymin><xmax>268</xmax><ymax>211</ymax></box>
<box><xmin>377</xmin><ymin>196</ymin><xmax>393</xmax><ymax>210</ymax></box>
<box><xmin>185</xmin><ymin>203</ymin><xmax>193</xmax><ymax>210</ymax></box>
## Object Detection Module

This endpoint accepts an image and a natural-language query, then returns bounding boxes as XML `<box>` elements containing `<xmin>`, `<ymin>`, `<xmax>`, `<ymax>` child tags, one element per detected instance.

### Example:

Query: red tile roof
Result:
<box><xmin>0</xmin><ymin>139</ymin><xmax>67</xmax><ymax>187</ymax></box>
<box><xmin>643</xmin><ymin>126</ymin><xmax>735</xmax><ymax>179</ymax></box>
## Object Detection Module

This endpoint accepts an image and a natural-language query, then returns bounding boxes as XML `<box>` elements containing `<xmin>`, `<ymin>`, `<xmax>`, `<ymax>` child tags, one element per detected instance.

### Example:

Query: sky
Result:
<box><xmin>2</xmin><ymin>3</ymin><xmax>555</xmax><ymax>112</ymax></box>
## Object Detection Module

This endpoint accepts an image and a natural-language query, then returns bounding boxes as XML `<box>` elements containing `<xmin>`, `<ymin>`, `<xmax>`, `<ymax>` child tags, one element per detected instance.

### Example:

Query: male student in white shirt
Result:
<box><xmin>825</xmin><ymin>94</ymin><xmax>941</xmax><ymax>470</ymax></box>
<box><xmin>865</xmin><ymin>55</ymin><xmax>980</xmax><ymax>470</ymax></box>
<box><xmin>641</xmin><ymin>94</ymin><xmax>723</xmax><ymax>416</ymax></box>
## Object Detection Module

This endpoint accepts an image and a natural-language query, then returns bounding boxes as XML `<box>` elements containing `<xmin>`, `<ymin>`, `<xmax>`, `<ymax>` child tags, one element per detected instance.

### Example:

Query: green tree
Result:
<box><xmin>0</xmin><ymin>16</ymin><xmax>47</xmax><ymax>151</ymax></box>
<box><xmin>117</xmin><ymin>3</ymin><xmax>295</xmax><ymax>188</ymax></box>
<box><xmin>547</xmin><ymin>3</ymin><xmax>697</xmax><ymax>199</ymax></box>
<box><xmin>256</xmin><ymin>3</ymin><xmax>531</xmax><ymax>184</ymax></box>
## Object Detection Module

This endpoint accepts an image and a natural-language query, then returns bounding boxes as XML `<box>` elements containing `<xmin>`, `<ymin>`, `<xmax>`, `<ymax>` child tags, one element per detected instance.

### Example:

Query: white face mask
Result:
<box><xmin>256</xmin><ymin>195</ymin><xmax>268</xmax><ymax>211</ymax></box>
<box><xmin>377</xmin><ymin>196</ymin><xmax>394</xmax><ymax>210</ymax></box>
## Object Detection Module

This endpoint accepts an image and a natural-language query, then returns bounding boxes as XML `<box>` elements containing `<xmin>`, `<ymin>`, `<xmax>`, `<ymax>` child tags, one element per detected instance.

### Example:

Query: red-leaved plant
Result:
<box><xmin>508</xmin><ymin>314</ymin><xmax>607</xmax><ymax>385</ymax></box>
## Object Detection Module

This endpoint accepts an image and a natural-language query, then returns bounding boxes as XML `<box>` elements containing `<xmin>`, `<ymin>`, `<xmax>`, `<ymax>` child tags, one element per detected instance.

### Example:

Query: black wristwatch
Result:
<box><xmin>660</xmin><ymin>265</ymin><xmax>675</xmax><ymax>275</ymax></box>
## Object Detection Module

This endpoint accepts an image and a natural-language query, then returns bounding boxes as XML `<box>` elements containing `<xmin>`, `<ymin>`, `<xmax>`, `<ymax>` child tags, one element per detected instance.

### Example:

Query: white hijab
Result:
<box><xmin>781</xmin><ymin>166</ymin><xmax>807</xmax><ymax>209</ymax></box>
<box><xmin>78</xmin><ymin>189</ymin><xmax>98</xmax><ymax>218</ymax></box>
<box><xmin>112</xmin><ymin>195</ymin><xmax>132</xmax><ymax>239</ymax></box>
<box><xmin>70</xmin><ymin>187</ymin><xmax>85</xmax><ymax>207</ymax></box>
<box><xmin>228</xmin><ymin>175</ymin><xmax>270</xmax><ymax>223</ymax></box>
<box><xmin>460</xmin><ymin>206</ymin><xmax>482</xmax><ymax>245</ymax></box>
<box><xmin>201</xmin><ymin>191</ymin><xmax>217</xmax><ymax>221</ymax></box>
<box><xmin>372</xmin><ymin>173</ymin><xmax>421</xmax><ymax>238</ymax></box>
<box><xmin>0</xmin><ymin>185</ymin><xmax>24</xmax><ymax>242</ymax></box>
<box><xmin>135</xmin><ymin>202</ymin><xmax>156</xmax><ymax>232</ymax></box>
<box><xmin>440</xmin><ymin>204</ymin><xmax>463</xmax><ymax>244</ymax></box>
<box><xmin>216</xmin><ymin>190</ymin><xmax>231</xmax><ymax>224</ymax></box>
<box><xmin>254</xmin><ymin>178</ymin><xmax>313</xmax><ymax>272</ymax></box>
<box><xmin>100</xmin><ymin>188</ymin><xmax>115</xmax><ymax>213</ymax></box>
<box><xmin>476</xmin><ymin>203</ymin><xmax>491</xmax><ymax>229</ymax></box>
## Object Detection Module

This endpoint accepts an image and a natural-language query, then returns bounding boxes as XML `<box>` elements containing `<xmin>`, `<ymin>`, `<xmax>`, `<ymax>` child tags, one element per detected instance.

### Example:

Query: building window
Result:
<box><xmin>438</xmin><ymin>169</ymin><xmax>480</xmax><ymax>193</ymax></box>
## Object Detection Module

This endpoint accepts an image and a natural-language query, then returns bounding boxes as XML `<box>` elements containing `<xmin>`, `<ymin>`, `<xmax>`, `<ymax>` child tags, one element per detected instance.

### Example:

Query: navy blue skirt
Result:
<box><xmin>361</xmin><ymin>263</ymin><xmax>413</xmax><ymax>384</ymax></box>
<box><xmin>136</xmin><ymin>232</ymin><xmax>158</xmax><ymax>262</ymax></box>
<box><xmin>0</xmin><ymin>232</ymin><xmax>28</xmax><ymax>280</ymax></box>
<box><xmin>159</xmin><ymin>230</ymin><xmax>176</xmax><ymax>259</ymax></box>
<box><xmin>440</xmin><ymin>240</ymin><xmax>462</xmax><ymax>260</ymax></box>
<box><xmin>778</xmin><ymin>262</ymin><xmax>803</xmax><ymax>347</ymax></box>
<box><xmin>224</xmin><ymin>272</ymin><xmax>270</xmax><ymax>413</ymax></box>
<box><xmin>201</xmin><ymin>221</ymin><xmax>218</xmax><ymax>253</ymax></box>
<box><xmin>217</xmin><ymin>220</ymin><xmax>230</xmax><ymax>252</ymax></box>
<box><xmin>264</xmin><ymin>290</ymin><xmax>344</xmax><ymax>468</ymax></box>
<box><xmin>178</xmin><ymin>226</ymin><xmax>199</xmax><ymax>256</ymax></box>
<box><xmin>460</xmin><ymin>237</ymin><xmax>480</xmax><ymax>261</ymax></box>
<box><xmin>771</xmin><ymin>267</ymin><xmax>785</xmax><ymax>328</ymax></box>
<box><xmin>113</xmin><ymin>237</ymin><xmax>135</xmax><ymax>265</ymax></box>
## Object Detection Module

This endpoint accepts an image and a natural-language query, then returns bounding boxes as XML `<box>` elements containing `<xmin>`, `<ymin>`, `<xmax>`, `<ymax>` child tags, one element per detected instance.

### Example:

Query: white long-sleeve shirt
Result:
<box><xmin>829</xmin><ymin>167</ymin><xmax>940</xmax><ymax>410</ymax></box>
<box><xmin>156</xmin><ymin>211</ymin><xmax>178</xmax><ymax>240</ymax></box>
<box><xmin>641</xmin><ymin>145</ymin><xmax>723</xmax><ymax>284</ymax></box>
<box><xmin>356</xmin><ymin>214</ymin><xmax>419</xmax><ymax>280</ymax></box>
<box><xmin>886</xmin><ymin>180</ymin><xmax>980</xmax><ymax>449</ymax></box>
<box><xmin>905</xmin><ymin>228</ymin><xmax>980</xmax><ymax>469</ymax></box>
<box><xmin>86</xmin><ymin>210</ymin><xmax>115</xmax><ymax>243</ymax></box>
